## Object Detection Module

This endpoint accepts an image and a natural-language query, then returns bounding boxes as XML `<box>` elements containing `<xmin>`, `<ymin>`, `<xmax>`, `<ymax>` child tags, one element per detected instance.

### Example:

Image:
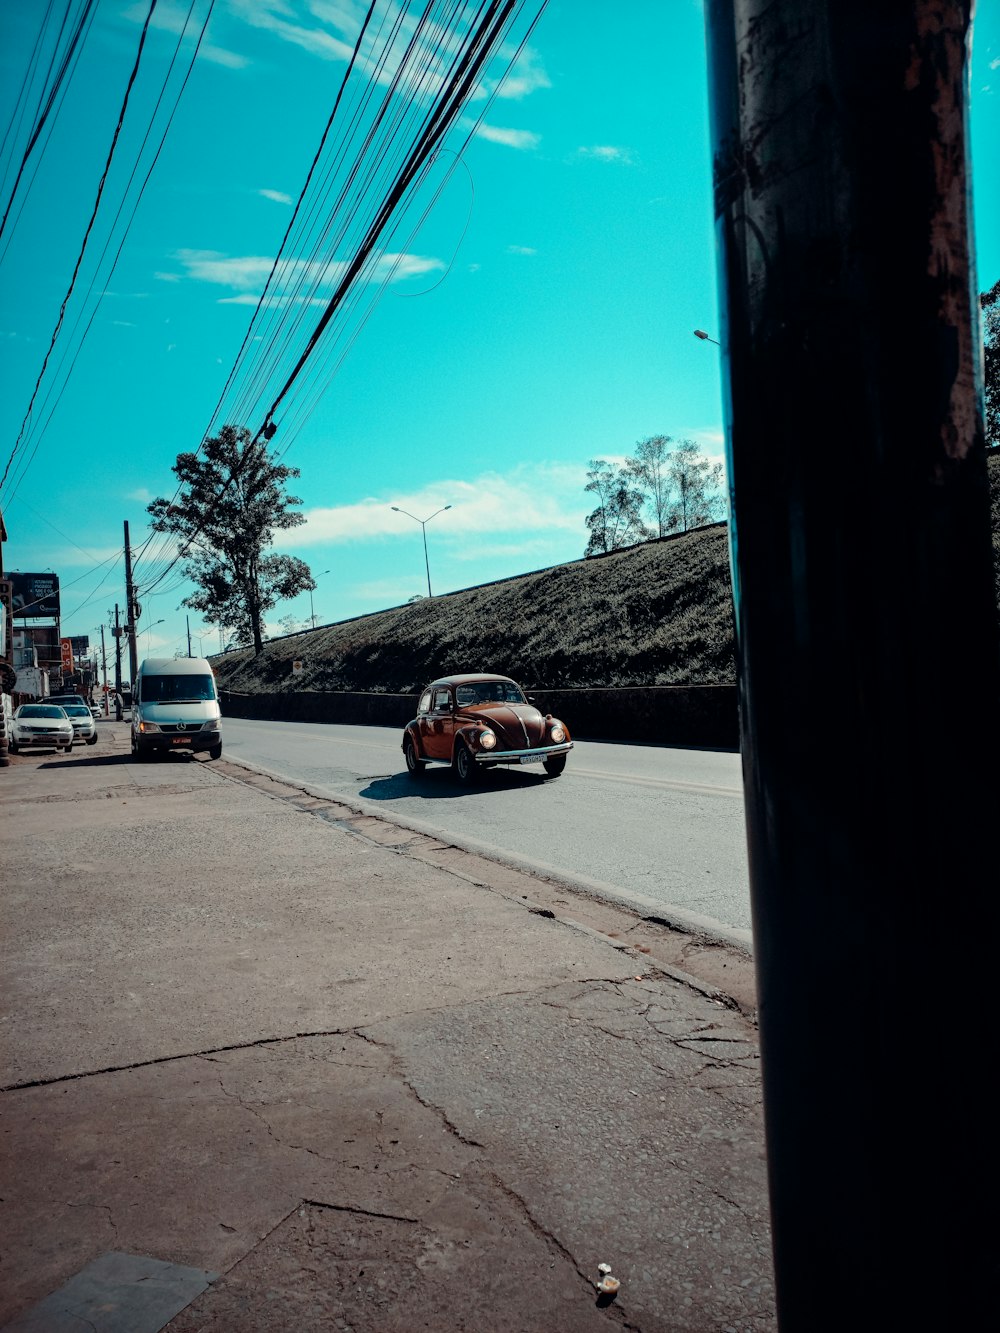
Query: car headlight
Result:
<box><xmin>478</xmin><ymin>729</ymin><xmax>497</xmax><ymax>750</ymax></box>
<box><xmin>138</xmin><ymin>720</ymin><xmax>160</xmax><ymax>733</ymax></box>
<box><xmin>549</xmin><ymin>723</ymin><xmax>566</xmax><ymax>743</ymax></box>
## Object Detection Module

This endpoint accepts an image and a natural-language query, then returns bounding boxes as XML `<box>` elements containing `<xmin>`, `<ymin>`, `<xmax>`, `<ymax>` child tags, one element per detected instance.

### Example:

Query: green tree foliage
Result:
<box><xmin>626</xmin><ymin>435</ymin><xmax>674</xmax><ymax>537</ymax></box>
<box><xmin>665</xmin><ymin>439</ymin><xmax>726</xmax><ymax>533</ymax></box>
<box><xmin>585</xmin><ymin>436</ymin><xmax>725</xmax><ymax>554</ymax></box>
<box><xmin>148</xmin><ymin>425</ymin><xmax>314</xmax><ymax>656</ymax></box>
<box><xmin>982</xmin><ymin>278</ymin><xmax>999</xmax><ymax>449</ymax></box>
<box><xmin>584</xmin><ymin>459</ymin><xmax>650</xmax><ymax>556</ymax></box>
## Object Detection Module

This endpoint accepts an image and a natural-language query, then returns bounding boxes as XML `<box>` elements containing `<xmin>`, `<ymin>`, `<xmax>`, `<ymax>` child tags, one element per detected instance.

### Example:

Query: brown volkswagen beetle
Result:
<box><xmin>402</xmin><ymin>673</ymin><xmax>573</xmax><ymax>783</ymax></box>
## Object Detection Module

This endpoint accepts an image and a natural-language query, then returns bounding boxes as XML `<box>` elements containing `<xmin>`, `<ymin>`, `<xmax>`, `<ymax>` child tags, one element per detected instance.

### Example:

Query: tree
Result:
<box><xmin>626</xmin><ymin>434</ymin><xmax>676</xmax><ymax>537</ymax></box>
<box><xmin>666</xmin><ymin>439</ymin><xmax>726</xmax><ymax>533</ymax></box>
<box><xmin>982</xmin><ymin>278</ymin><xmax>999</xmax><ymax>449</ymax></box>
<box><xmin>148</xmin><ymin>425</ymin><xmax>314</xmax><ymax>655</ymax></box>
<box><xmin>584</xmin><ymin>459</ymin><xmax>650</xmax><ymax>556</ymax></box>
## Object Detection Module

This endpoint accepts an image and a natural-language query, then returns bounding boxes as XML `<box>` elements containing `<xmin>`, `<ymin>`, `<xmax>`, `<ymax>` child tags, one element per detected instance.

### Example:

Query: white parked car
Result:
<box><xmin>62</xmin><ymin>703</ymin><xmax>98</xmax><ymax>745</ymax></box>
<box><xmin>9</xmin><ymin>704</ymin><xmax>74</xmax><ymax>753</ymax></box>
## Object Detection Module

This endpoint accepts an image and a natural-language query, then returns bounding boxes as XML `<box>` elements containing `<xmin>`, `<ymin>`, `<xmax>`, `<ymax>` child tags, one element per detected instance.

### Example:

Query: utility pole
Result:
<box><xmin>99</xmin><ymin>625</ymin><xmax>108</xmax><ymax>715</ymax></box>
<box><xmin>123</xmin><ymin>520</ymin><xmax>138</xmax><ymax>686</ymax></box>
<box><xmin>704</xmin><ymin>2</ymin><xmax>998</xmax><ymax>1328</ymax></box>
<box><xmin>113</xmin><ymin>604</ymin><xmax>122</xmax><ymax>694</ymax></box>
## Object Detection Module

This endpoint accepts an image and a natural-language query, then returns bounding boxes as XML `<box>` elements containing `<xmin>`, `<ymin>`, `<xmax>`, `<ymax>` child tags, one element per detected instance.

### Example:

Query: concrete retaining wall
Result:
<box><xmin>220</xmin><ymin>684</ymin><xmax>739</xmax><ymax>750</ymax></box>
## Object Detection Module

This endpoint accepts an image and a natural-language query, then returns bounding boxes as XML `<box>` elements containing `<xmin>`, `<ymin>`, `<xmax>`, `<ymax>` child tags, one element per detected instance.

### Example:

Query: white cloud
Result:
<box><xmin>173</xmin><ymin>248</ymin><xmax>444</xmax><ymax>300</ymax></box>
<box><xmin>112</xmin><ymin>320</ymin><xmax>136</xmax><ymax>328</ymax></box>
<box><xmin>991</xmin><ymin>57</ymin><xmax>1000</xmax><ymax>70</ymax></box>
<box><xmin>506</xmin><ymin>244</ymin><xmax>536</xmax><ymax>256</ymax></box>
<box><xmin>126</xmin><ymin>487</ymin><xmax>154</xmax><ymax>503</ymax></box>
<box><xmin>473</xmin><ymin>123</ymin><xmax>541</xmax><ymax>150</ymax></box>
<box><xmin>491</xmin><ymin>44</ymin><xmax>550</xmax><ymax>100</ymax></box>
<box><xmin>289</xmin><ymin>463</ymin><xmax>589</xmax><ymax>549</ymax></box>
<box><xmin>259</xmin><ymin>188</ymin><xmax>293</xmax><ymax>204</ymax></box>
<box><xmin>577</xmin><ymin>145</ymin><xmax>636</xmax><ymax>165</ymax></box>
<box><xmin>154</xmin><ymin>271</ymin><xmax>181</xmax><ymax>283</ymax></box>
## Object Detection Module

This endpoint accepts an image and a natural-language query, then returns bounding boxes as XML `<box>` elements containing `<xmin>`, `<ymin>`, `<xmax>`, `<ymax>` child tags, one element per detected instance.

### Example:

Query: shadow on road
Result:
<box><xmin>37</xmin><ymin>751</ymin><xmax>214</xmax><ymax>769</ymax></box>
<box><xmin>360</xmin><ymin>766</ymin><xmax>550</xmax><ymax>801</ymax></box>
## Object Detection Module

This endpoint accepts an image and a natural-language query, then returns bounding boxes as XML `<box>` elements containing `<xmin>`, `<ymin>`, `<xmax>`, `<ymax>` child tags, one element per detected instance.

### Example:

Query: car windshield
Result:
<box><xmin>20</xmin><ymin>705</ymin><xmax>66</xmax><ymax>718</ymax></box>
<box><xmin>454</xmin><ymin>681</ymin><xmax>526</xmax><ymax>707</ymax></box>
<box><xmin>142</xmin><ymin>674</ymin><xmax>216</xmax><ymax>702</ymax></box>
<box><xmin>64</xmin><ymin>706</ymin><xmax>91</xmax><ymax>717</ymax></box>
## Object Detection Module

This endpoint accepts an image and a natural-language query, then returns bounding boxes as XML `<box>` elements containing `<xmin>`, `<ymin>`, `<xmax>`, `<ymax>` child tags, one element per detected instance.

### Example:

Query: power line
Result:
<box><xmin>0</xmin><ymin>0</ymin><xmax>159</xmax><ymax>497</ymax></box>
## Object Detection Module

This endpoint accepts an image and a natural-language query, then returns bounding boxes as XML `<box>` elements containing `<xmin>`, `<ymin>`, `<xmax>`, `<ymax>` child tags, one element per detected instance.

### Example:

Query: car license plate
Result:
<box><xmin>171</xmin><ymin>737</ymin><xmax>192</xmax><ymax>745</ymax></box>
<box><xmin>519</xmin><ymin>755</ymin><xmax>537</xmax><ymax>765</ymax></box>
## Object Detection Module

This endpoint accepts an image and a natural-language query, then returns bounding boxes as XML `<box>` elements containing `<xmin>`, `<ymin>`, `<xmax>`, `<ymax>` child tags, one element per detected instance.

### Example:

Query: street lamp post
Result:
<box><xmin>309</xmin><ymin>570</ymin><xmax>330</xmax><ymax>630</ymax></box>
<box><xmin>390</xmin><ymin>506</ymin><xmax>452</xmax><ymax>597</ymax></box>
<box><xmin>693</xmin><ymin>328</ymin><xmax>721</xmax><ymax>345</ymax></box>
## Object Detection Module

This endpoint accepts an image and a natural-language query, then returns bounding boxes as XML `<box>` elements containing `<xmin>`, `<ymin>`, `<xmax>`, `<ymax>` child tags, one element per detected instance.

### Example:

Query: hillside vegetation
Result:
<box><xmin>212</xmin><ymin>453</ymin><xmax>1000</xmax><ymax>698</ymax></box>
<box><xmin>212</xmin><ymin>522</ymin><xmax>736</xmax><ymax>695</ymax></box>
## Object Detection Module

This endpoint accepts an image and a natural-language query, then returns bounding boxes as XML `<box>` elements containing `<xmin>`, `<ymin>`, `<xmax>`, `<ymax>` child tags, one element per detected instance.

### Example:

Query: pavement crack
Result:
<box><xmin>1</xmin><ymin>1027</ymin><xmax>357</xmax><ymax>1093</ymax></box>
<box><xmin>302</xmin><ymin>1199</ymin><xmax>420</xmax><ymax>1225</ymax></box>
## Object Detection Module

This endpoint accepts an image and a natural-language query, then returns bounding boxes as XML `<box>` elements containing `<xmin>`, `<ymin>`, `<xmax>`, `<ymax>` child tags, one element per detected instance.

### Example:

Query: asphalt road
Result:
<box><xmin>222</xmin><ymin>718</ymin><xmax>753</xmax><ymax>938</ymax></box>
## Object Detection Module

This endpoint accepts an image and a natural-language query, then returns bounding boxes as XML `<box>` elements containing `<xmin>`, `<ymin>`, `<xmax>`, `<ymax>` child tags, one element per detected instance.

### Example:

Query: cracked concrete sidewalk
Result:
<box><xmin>0</xmin><ymin>730</ymin><xmax>774</xmax><ymax>1331</ymax></box>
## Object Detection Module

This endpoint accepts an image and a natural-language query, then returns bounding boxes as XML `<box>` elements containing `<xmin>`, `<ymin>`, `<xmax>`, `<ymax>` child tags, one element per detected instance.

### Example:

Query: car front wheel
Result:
<box><xmin>454</xmin><ymin>742</ymin><xmax>479</xmax><ymax>785</ymax></box>
<box><xmin>543</xmin><ymin>754</ymin><xmax>567</xmax><ymax>778</ymax></box>
<box><xmin>404</xmin><ymin>737</ymin><xmax>426</xmax><ymax>777</ymax></box>
<box><xmin>208</xmin><ymin>743</ymin><xmax>222</xmax><ymax>760</ymax></box>
<box><xmin>86</xmin><ymin>735</ymin><xmax>98</xmax><ymax>745</ymax></box>
<box><xmin>8</xmin><ymin>740</ymin><xmax>18</xmax><ymax>753</ymax></box>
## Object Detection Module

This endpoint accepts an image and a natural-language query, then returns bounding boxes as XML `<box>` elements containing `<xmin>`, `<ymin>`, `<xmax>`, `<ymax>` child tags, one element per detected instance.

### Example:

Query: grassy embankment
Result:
<box><xmin>212</xmin><ymin>453</ymin><xmax>1000</xmax><ymax>697</ymax></box>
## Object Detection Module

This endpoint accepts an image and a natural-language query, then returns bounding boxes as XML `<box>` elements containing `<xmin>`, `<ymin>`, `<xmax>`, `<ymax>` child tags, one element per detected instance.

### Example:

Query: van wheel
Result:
<box><xmin>208</xmin><ymin>744</ymin><xmax>222</xmax><ymax>760</ymax></box>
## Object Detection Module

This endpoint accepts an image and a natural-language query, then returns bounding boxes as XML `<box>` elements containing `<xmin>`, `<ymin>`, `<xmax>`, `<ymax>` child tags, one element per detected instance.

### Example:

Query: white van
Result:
<box><xmin>131</xmin><ymin>657</ymin><xmax>222</xmax><ymax>761</ymax></box>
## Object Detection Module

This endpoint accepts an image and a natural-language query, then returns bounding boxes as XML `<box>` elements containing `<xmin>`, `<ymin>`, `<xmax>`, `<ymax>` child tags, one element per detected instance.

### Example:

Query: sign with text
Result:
<box><xmin>10</xmin><ymin>572</ymin><xmax>60</xmax><ymax>619</ymax></box>
<box><xmin>60</xmin><ymin>638</ymin><xmax>74</xmax><ymax>671</ymax></box>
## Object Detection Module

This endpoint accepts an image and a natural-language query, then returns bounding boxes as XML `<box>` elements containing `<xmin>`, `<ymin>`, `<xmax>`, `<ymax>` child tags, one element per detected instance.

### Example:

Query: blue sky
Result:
<box><xmin>1</xmin><ymin>0</ymin><xmax>998</xmax><ymax>664</ymax></box>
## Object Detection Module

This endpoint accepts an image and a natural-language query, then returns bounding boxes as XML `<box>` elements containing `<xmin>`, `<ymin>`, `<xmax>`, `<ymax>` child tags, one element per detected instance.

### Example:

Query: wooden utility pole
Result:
<box><xmin>704</xmin><ymin>2</ymin><xmax>998</xmax><ymax>1327</ymax></box>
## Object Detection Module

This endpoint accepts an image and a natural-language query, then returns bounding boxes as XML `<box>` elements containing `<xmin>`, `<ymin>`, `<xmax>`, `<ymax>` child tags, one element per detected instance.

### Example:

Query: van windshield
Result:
<box><xmin>142</xmin><ymin>674</ymin><xmax>216</xmax><ymax>703</ymax></box>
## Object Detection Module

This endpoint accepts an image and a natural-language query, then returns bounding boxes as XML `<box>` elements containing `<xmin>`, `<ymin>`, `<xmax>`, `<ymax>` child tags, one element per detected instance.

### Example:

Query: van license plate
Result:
<box><xmin>172</xmin><ymin>737</ymin><xmax>192</xmax><ymax>745</ymax></box>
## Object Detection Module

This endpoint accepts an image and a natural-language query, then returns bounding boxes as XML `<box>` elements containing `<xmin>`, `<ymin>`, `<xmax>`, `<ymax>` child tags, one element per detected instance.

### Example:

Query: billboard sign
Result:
<box><xmin>10</xmin><ymin>572</ymin><xmax>60</xmax><ymax>619</ymax></box>
<box><xmin>60</xmin><ymin>638</ymin><xmax>74</xmax><ymax>671</ymax></box>
<box><xmin>70</xmin><ymin>634</ymin><xmax>90</xmax><ymax>657</ymax></box>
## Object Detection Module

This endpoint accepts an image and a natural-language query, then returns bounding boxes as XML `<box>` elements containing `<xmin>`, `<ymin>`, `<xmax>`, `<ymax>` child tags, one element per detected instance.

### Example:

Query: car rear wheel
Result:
<box><xmin>454</xmin><ymin>741</ymin><xmax>479</xmax><ymax>785</ymax></box>
<box><xmin>404</xmin><ymin>737</ymin><xmax>426</xmax><ymax>777</ymax></box>
<box><xmin>543</xmin><ymin>755</ymin><xmax>567</xmax><ymax>778</ymax></box>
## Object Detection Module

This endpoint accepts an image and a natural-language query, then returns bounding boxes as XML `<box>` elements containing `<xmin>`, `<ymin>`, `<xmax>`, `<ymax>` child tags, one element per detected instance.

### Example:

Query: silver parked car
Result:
<box><xmin>9</xmin><ymin>704</ymin><xmax>74</xmax><ymax>753</ymax></box>
<box><xmin>62</xmin><ymin>703</ymin><xmax>98</xmax><ymax>746</ymax></box>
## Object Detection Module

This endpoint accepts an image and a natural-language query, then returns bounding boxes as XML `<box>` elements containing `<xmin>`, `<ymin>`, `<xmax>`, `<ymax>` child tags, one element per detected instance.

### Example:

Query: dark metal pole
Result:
<box><xmin>421</xmin><ymin>522</ymin><xmax>432</xmax><ymax>598</ymax></box>
<box><xmin>113</xmin><ymin>604</ymin><xmax>122</xmax><ymax>694</ymax></box>
<box><xmin>703</xmin><ymin>3</ymin><xmax>999</xmax><ymax>1327</ymax></box>
<box><xmin>123</xmin><ymin>520</ymin><xmax>138</xmax><ymax>685</ymax></box>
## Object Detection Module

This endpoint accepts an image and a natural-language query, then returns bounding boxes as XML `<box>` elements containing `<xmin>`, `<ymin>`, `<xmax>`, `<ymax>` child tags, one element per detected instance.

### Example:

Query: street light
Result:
<box><xmin>144</xmin><ymin>618</ymin><xmax>165</xmax><ymax>646</ymax></box>
<box><xmin>693</xmin><ymin>328</ymin><xmax>721</xmax><ymax>345</ymax></box>
<box><xmin>309</xmin><ymin>570</ymin><xmax>330</xmax><ymax>630</ymax></box>
<box><xmin>390</xmin><ymin>505</ymin><xmax>452</xmax><ymax>597</ymax></box>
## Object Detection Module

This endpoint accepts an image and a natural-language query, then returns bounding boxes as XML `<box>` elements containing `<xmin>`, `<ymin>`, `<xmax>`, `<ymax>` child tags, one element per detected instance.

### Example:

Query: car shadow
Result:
<box><xmin>37</xmin><ymin>751</ymin><xmax>210</xmax><ymax>769</ymax></box>
<box><xmin>360</xmin><ymin>766</ymin><xmax>551</xmax><ymax>801</ymax></box>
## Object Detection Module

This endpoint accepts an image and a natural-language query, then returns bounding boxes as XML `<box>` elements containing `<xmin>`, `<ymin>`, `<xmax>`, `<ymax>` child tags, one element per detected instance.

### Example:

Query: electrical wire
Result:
<box><xmin>0</xmin><ymin>0</ymin><xmax>159</xmax><ymax>498</ymax></box>
<box><xmin>135</xmin><ymin>0</ymin><xmax>548</xmax><ymax>599</ymax></box>
<box><xmin>3</xmin><ymin>0</ymin><xmax>217</xmax><ymax>501</ymax></box>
